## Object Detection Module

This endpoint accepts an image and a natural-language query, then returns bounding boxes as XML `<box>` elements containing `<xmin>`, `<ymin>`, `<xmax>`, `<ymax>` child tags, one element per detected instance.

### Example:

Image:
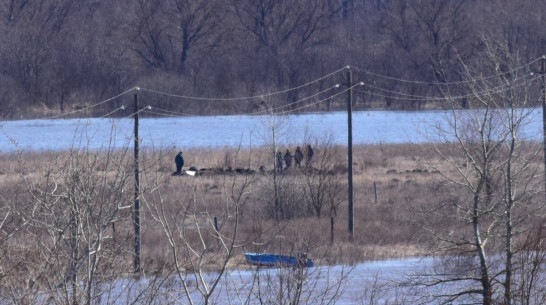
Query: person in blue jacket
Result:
<box><xmin>175</xmin><ymin>151</ymin><xmax>184</xmax><ymax>175</ymax></box>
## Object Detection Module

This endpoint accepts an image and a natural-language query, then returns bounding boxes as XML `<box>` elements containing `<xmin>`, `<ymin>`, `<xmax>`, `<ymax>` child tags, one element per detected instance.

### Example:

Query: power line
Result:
<box><xmin>23</xmin><ymin>56</ymin><xmax>545</xmax><ymax>122</ymax></box>
<box><xmin>141</xmin><ymin>84</ymin><xmax>342</xmax><ymax>117</ymax></box>
<box><xmin>273</xmin><ymin>83</ymin><xmax>363</xmax><ymax>116</ymax></box>
<box><xmin>99</xmin><ymin>106</ymin><xmax>127</xmax><ymax>119</ymax></box>
<box><xmin>39</xmin><ymin>87</ymin><xmax>136</xmax><ymax>120</ymax></box>
<box><xmin>124</xmin><ymin>106</ymin><xmax>151</xmax><ymax>119</ymax></box>
<box><xmin>144</xmin><ymin>107</ymin><xmax>193</xmax><ymax>117</ymax></box>
<box><xmin>140</xmin><ymin>84</ymin><xmax>356</xmax><ymax>118</ymax></box>
<box><xmin>351</xmin><ymin>56</ymin><xmax>542</xmax><ymax>86</ymax></box>
<box><xmin>138</xmin><ymin>67</ymin><xmax>347</xmax><ymax>101</ymax></box>
<box><xmin>355</xmin><ymin>73</ymin><xmax>541</xmax><ymax>102</ymax></box>
<box><xmin>245</xmin><ymin>84</ymin><xmax>341</xmax><ymax>116</ymax></box>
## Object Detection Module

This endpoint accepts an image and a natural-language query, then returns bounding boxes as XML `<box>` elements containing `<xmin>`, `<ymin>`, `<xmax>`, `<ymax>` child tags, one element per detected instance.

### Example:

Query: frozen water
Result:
<box><xmin>0</xmin><ymin>109</ymin><xmax>542</xmax><ymax>152</ymax></box>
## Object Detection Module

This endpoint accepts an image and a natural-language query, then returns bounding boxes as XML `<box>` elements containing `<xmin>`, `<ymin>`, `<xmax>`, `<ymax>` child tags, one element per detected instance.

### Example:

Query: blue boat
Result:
<box><xmin>244</xmin><ymin>252</ymin><xmax>314</xmax><ymax>268</ymax></box>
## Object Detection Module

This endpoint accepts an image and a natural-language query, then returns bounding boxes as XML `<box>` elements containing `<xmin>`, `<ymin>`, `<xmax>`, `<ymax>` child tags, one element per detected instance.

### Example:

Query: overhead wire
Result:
<box><xmin>134</xmin><ymin>56</ymin><xmax>542</xmax><ymax>113</ymax></box>
<box><xmin>9</xmin><ymin>66</ymin><xmax>348</xmax><ymax>122</ymax></box>
<box><xmin>355</xmin><ymin>72</ymin><xmax>542</xmax><ymax>102</ymax></box>
<box><xmin>23</xmin><ymin>56</ymin><xmax>545</xmax><ymax>122</ymax></box>
<box><xmin>98</xmin><ymin>106</ymin><xmax>127</xmax><ymax>119</ymax></box>
<box><xmin>143</xmin><ymin>109</ymin><xmax>181</xmax><ymax>117</ymax></box>
<box><xmin>244</xmin><ymin>84</ymin><xmax>341</xmax><ymax>116</ymax></box>
<box><xmin>273</xmin><ymin>83</ymin><xmax>364</xmax><ymax>116</ymax></box>
<box><xmin>138</xmin><ymin>66</ymin><xmax>347</xmax><ymax>101</ymax></box>
<box><xmin>350</xmin><ymin>56</ymin><xmax>543</xmax><ymax>86</ymax></box>
<box><xmin>139</xmin><ymin>84</ymin><xmax>356</xmax><ymax>118</ymax></box>
<box><xmin>7</xmin><ymin>60</ymin><xmax>543</xmax><ymax>296</ymax></box>
<box><xmin>124</xmin><ymin>106</ymin><xmax>152</xmax><ymax>118</ymax></box>
<box><xmin>144</xmin><ymin>107</ymin><xmax>193</xmax><ymax>117</ymax></box>
<box><xmin>38</xmin><ymin>87</ymin><xmax>136</xmax><ymax>120</ymax></box>
<box><xmin>141</xmin><ymin>70</ymin><xmax>537</xmax><ymax>117</ymax></box>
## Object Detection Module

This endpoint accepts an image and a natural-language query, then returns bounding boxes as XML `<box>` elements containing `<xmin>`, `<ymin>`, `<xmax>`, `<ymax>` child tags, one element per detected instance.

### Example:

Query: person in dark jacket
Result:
<box><xmin>306</xmin><ymin>144</ymin><xmax>314</xmax><ymax>167</ymax></box>
<box><xmin>175</xmin><ymin>151</ymin><xmax>184</xmax><ymax>175</ymax></box>
<box><xmin>276</xmin><ymin>150</ymin><xmax>283</xmax><ymax>173</ymax></box>
<box><xmin>284</xmin><ymin>149</ymin><xmax>292</xmax><ymax>169</ymax></box>
<box><xmin>294</xmin><ymin>146</ymin><xmax>304</xmax><ymax>167</ymax></box>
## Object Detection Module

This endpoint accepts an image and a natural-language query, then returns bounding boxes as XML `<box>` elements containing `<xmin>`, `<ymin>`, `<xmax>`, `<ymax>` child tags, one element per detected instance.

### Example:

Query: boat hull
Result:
<box><xmin>244</xmin><ymin>252</ymin><xmax>314</xmax><ymax>268</ymax></box>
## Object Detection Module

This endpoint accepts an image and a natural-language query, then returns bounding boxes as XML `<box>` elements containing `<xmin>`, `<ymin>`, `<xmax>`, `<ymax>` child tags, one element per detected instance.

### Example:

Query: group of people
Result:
<box><xmin>175</xmin><ymin>145</ymin><xmax>315</xmax><ymax>175</ymax></box>
<box><xmin>276</xmin><ymin>144</ymin><xmax>314</xmax><ymax>172</ymax></box>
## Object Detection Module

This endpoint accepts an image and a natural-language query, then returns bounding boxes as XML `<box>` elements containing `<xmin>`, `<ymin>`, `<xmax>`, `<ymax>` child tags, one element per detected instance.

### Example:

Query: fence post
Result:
<box><xmin>374</xmin><ymin>181</ymin><xmax>378</xmax><ymax>203</ymax></box>
<box><xmin>330</xmin><ymin>216</ymin><xmax>335</xmax><ymax>244</ymax></box>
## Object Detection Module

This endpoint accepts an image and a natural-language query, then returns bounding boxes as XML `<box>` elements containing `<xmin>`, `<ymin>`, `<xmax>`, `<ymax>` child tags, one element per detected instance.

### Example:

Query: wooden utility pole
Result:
<box><xmin>133</xmin><ymin>88</ymin><xmax>141</xmax><ymax>274</ymax></box>
<box><xmin>347</xmin><ymin>67</ymin><xmax>354</xmax><ymax>241</ymax></box>
<box><xmin>540</xmin><ymin>55</ymin><xmax>546</xmax><ymax>203</ymax></box>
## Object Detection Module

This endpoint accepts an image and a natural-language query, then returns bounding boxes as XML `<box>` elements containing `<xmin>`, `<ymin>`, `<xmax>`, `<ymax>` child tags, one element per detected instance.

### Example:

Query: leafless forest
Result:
<box><xmin>1</xmin><ymin>0</ymin><xmax>545</xmax><ymax>118</ymax></box>
<box><xmin>2</xmin><ymin>0</ymin><xmax>546</xmax><ymax>304</ymax></box>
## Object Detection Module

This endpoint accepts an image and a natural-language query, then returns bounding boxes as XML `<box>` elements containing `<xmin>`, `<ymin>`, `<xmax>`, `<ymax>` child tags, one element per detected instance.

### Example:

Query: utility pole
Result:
<box><xmin>540</xmin><ymin>55</ymin><xmax>546</xmax><ymax>203</ymax></box>
<box><xmin>133</xmin><ymin>87</ymin><xmax>141</xmax><ymax>274</ymax></box>
<box><xmin>347</xmin><ymin>67</ymin><xmax>354</xmax><ymax>241</ymax></box>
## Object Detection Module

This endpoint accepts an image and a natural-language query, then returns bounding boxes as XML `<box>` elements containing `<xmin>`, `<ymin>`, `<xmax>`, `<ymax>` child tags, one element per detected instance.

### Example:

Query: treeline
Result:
<box><xmin>0</xmin><ymin>0</ymin><xmax>544</xmax><ymax>118</ymax></box>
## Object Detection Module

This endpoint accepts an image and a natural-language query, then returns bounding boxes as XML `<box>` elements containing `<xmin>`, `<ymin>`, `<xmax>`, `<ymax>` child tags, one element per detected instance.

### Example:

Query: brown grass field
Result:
<box><xmin>1</xmin><ymin>142</ymin><xmax>543</xmax><ymax>275</ymax></box>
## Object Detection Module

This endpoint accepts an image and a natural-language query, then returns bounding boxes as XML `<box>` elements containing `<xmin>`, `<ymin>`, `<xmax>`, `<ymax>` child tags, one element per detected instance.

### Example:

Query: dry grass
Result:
<box><xmin>0</xmin><ymin>142</ymin><xmax>543</xmax><ymax>275</ymax></box>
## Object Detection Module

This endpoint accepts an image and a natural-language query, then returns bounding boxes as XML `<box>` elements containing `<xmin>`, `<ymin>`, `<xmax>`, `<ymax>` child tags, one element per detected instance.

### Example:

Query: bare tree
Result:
<box><xmin>512</xmin><ymin>225</ymin><xmax>546</xmax><ymax>305</ymax></box>
<box><xmin>140</xmin><ymin>144</ymin><xmax>256</xmax><ymax>304</ymax></box>
<box><xmin>299</xmin><ymin>137</ymin><xmax>346</xmax><ymax>218</ymax></box>
<box><xmin>229</xmin><ymin>0</ymin><xmax>336</xmax><ymax>105</ymax></box>
<box><xmin>410</xmin><ymin>40</ymin><xmax>544</xmax><ymax>304</ymax></box>
<box><xmin>0</xmin><ymin>128</ymin><xmax>136</xmax><ymax>305</ymax></box>
<box><xmin>0</xmin><ymin>0</ymin><xmax>80</xmax><ymax>113</ymax></box>
<box><xmin>129</xmin><ymin>0</ymin><xmax>223</xmax><ymax>74</ymax></box>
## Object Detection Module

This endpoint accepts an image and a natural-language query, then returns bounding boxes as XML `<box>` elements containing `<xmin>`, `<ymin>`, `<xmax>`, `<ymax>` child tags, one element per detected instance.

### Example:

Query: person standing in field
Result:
<box><xmin>306</xmin><ymin>144</ymin><xmax>314</xmax><ymax>167</ymax></box>
<box><xmin>294</xmin><ymin>146</ymin><xmax>304</xmax><ymax>167</ymax></box>
<box><xmin>284</xmin><ymin>149</ymin><xmax>292</xmax><ymax>169</ymax></box>
<box><xmin>175</xmin><ymin>151</ymin><xmax>184</xmax><ymax>175</ymax></box>
<box><xmin>276</xmin><ymin>150</ymin><xmax>283</xmax><ymax>173</ymax></box>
